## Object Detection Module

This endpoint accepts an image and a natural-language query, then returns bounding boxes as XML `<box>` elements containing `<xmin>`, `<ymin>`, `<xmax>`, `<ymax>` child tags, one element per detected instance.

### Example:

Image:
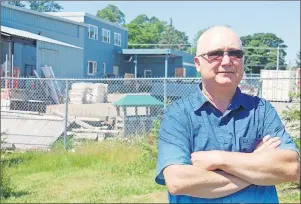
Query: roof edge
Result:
<box><xmin>85</xmin><ymin>13</ymin><xmax>128</xmax><ymax>31</ymax></box>
<box><xmin>2</xmin><ymin>3</ymin><xmax>88</xmax><ymax>28</ymax></box>
<box><xmin>45</xmin><ymin>12</ymin><xmax>128</xmax><ymax>31</ymax></box>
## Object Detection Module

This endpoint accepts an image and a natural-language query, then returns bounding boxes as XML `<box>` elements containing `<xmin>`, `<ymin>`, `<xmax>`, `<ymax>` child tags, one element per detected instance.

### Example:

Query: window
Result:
<box><xmin>88</xmin><ymin>61</ymin><xmax>97</xmax><ymax>75</ymax></box>
<box><xmin>102</xmin><ymin>63</ymin><xmax>106</xmax><ymax>76</ymax></box>
<box><xmin>114</xmin><ymin>32</ymin><xmax>121</xmax><ymax>46</ymax></box>
<box><xmin>144</xmin><ymin>70</ymin><xmax>152</xmax><ymax>78</ymax></box>
<box><xmin>88</xmin><ymin>25</ymin><xmax>98</xmax><ymax>40</ymax></box>
<box><xmin>102</xmin><ymin>29</ymin><xmax>110</xmax><ymax>43</ymax></box>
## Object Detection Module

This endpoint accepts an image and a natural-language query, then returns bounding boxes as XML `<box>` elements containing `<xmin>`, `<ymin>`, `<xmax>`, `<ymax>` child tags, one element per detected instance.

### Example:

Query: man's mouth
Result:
<box><xmin>217</xmin><ymin>71</ymin><xmax>234</xmax><ymax>74</ymax></box>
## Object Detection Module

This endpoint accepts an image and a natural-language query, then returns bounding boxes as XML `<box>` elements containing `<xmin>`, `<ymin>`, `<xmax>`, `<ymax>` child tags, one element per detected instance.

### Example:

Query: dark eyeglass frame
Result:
<box><xmin>198</xmin><ymin>49</ymin><xmax>244</xmax><ymax>62</ymax></box>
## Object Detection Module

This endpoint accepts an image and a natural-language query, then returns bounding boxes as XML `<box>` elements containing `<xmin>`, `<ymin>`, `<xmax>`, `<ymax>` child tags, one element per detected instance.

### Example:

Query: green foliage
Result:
<box><xmin>0</xmin><ymin>135</ymin><xmax>15</xmax><ymax>199</ymax></box>
<box><xmin>51</xmin><ymin>135</ymin><xmax>74</xmax><ymax>150</ymax></box>
<box><xmin>281</xmin><ymin>90</ymin><xmax>300</xmax><ymax>140</ymax></box>
<box><xmin>2</xmin><ymin>138</ymin><xmax>299</xmax><ymax>203</ymax></box>
<box><xmin>240</xmin><ymin>33</ymin><xmax>287</xmax><ymax>73</ymax></box>
<box><xmin>296</xmin><ymin>51</ymin><xmax>300</xmax><ymax>68</ymax></box>
<box><xmin>125</xmin><ymin>15</ymin><xmax>166</xmax><ymax>47</ymax></box>
<box><xmin>96</xmin><ymin>4</ymin><xmax>125</xmax><ymax>25</ymax></box>
<box><xmin>125</xmin><ymin>16</ymin><xmax>189</xmax><ymax>51</ymax></box>
<box><xmin>7</xmin><ymin>1</ymin><xmax>25</xmax><ymax>7</ymax></box>
<box><xmin>29</xmin><ymin>1</ymin><xmax>63</xmax><ymax>12</ymax></box>
<box><xmin>158</xmin><ymin>18</ymin><xmax>189</xmax><ymax>51</ymax></box>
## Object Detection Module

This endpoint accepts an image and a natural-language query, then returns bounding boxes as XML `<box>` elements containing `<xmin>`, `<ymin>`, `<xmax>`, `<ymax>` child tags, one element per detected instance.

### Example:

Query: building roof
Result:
<box><xmin>1</xmin><ymin>26</ymin><xmax>82</xmax><ymax>49</ymax></box>
<box><xmin>113</xmin><ymin>94</ymin><xmax>164</xmax><ymax>107</ymax></box>
<box><xmin>121</xmin><ymin>49</ymin><xmax>171</xmax><ymax>55</ymax></box>
<box><xmin>45</xmin><ymin>12</ymin><xmax>128</xmax><ymax>31</ymax></box>
<box><xmin>2</xmin><ymin>3</ymin><xmax>88</xmax><ymax>27</ymax></box>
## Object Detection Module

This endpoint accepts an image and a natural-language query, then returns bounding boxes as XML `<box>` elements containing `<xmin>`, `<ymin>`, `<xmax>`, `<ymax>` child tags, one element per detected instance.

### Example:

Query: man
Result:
<box><xmin>155</xmin><ymin>26</ymin><xmax>300</xmax><ymax>203</ymax></box>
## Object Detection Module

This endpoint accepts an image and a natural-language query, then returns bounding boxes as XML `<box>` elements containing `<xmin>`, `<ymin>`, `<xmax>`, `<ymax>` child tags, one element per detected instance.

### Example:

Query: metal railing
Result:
<box><xmin>0</xmin><ymin>76</ymin><xmax>299</xmax><ymax>151</ymax></box>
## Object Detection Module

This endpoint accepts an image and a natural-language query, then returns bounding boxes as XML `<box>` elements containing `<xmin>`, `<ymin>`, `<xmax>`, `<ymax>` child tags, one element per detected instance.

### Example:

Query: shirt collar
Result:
<box><xmin>191</xmin><ymin>83</ymin><xmax>254</xmax><ymax>112</ymax></box>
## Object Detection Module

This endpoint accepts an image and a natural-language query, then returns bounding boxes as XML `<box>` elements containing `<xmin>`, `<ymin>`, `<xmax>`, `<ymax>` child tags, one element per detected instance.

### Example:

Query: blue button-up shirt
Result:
<box><xmin>155</xmin><ymin>84</ymin><xmax>299</xmax><ymax>203</ymax></box>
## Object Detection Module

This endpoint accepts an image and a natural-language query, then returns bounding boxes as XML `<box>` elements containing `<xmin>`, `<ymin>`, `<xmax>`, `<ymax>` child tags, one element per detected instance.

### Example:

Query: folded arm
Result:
<box><xmin>217</xmin><ymin>101</ymin><xmax>300</xmax><ymax>186</ymax></box>
<box><xmin>156</xmin><ymin>103</ymin><xmax>251</xmax><ymax>199</ymax></box>
<box><xmin>217</xmin><ymin>149</ymin><xmax>300</xmax><ymax>186</ymax></box>
<box><xmin>163</xmin><ymin>164</ymin><xmax>250</xmax><ymax>198</ymax></box>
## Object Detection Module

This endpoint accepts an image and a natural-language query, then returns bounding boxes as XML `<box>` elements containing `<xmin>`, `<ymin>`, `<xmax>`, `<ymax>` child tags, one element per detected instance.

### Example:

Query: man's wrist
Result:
<box><xmin>215</xmin><ymin>150</ymin><xmax>228</xmax><ymax>169</ymax></box>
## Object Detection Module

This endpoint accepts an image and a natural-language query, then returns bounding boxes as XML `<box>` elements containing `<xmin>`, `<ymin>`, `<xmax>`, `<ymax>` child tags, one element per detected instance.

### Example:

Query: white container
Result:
<box><xmin>260</xmin><ymin>70</ymin><xmax>296</xmax><ymax>102</ymax></box>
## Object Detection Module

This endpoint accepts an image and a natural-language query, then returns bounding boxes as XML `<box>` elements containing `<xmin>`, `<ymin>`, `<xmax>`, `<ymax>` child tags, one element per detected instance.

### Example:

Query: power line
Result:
<box><xmin>128</xmin><ymin>44</ymin><xmax>287</xmax><ymax>50</ymax></box>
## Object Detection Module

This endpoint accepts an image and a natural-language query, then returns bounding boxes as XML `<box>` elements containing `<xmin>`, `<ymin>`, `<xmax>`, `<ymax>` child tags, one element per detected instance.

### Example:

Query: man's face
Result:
<box><xmin>194</xmin><ymin>30</ymin><xmax>244</xmax><ymax>88</ymax></box>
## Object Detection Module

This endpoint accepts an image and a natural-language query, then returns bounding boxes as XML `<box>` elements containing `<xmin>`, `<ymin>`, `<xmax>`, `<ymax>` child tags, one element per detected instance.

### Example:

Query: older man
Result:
<box><xmin>155</xmin><ymin>26</ymin><xmax>300</xmax><ymax>203</ymax></box>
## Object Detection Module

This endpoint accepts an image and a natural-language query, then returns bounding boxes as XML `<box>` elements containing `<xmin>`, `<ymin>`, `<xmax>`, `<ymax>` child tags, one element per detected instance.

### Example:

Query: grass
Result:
<box><xmin>1</xmin><ymin>137</ymin><xmax>300</xmax><ymax>203</ymax></box>
<box><xmin>1</xmin><ymin>138</ymin><xmax>166</xmax><ymax>203</ymax></box>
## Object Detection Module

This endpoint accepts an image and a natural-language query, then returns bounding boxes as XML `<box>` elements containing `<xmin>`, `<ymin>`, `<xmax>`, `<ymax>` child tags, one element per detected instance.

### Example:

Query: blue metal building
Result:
<box><xmin>46</xmin><ymin>12</ymin><xmax>129</xmax><ymax>78</ymax></box>
<box><xmin>1</xmin><ymin>4</ymin><xmax>86</xmax><ymax>78</ymax></box>
<box><xmin>1</xmin><ymin>3</ymin><xmax>196</xmax><ymax>79</ymax></box>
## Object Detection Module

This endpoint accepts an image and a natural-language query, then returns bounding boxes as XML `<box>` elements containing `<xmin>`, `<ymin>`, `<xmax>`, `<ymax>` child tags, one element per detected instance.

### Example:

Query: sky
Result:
<box><xmin>55</xmin><ymin>1</ymin><xmax>300</xmax><ymax>66</ymax></box>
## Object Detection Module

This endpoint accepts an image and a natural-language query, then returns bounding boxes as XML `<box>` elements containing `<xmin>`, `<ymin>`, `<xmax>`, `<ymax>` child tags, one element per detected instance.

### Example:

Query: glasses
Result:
<box><xmin>198</xmin><ymin>49</ymin><xmax>244</xmax><ymax>62</ymax></box>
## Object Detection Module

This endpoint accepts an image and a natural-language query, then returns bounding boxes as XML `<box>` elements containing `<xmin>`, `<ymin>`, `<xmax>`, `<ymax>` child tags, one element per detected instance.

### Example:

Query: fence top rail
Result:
<box><xmin>1</xmin><ymin>76</ymin><xmax>300</xmax><ymax>81</ymax></box>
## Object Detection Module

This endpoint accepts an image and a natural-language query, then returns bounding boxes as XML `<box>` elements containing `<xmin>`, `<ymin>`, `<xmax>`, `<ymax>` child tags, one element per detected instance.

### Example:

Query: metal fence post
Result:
<box><xmin>164</xmin><ymin>77</ymin><xmax>167</xmax><ymax>109</ymax></box>
<box><xmin>5</xmin><ymin>54</ymin><xmax>8</xmax><ymax>89</ymax></box>
<box><xmin>63</xmin><ymin>80</ymin><xmax>69</xmax><ymax>150</ymax></box>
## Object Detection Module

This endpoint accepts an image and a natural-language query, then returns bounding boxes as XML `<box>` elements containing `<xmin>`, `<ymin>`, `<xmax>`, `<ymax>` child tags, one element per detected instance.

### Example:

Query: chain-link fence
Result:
<box><xmin>1</xmin><ymin>76</ymin><xmax>299</xmax><ymax>151</ymax></box>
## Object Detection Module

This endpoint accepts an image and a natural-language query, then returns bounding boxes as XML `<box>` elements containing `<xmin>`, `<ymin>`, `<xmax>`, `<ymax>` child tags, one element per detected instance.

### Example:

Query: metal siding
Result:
<box><xmin>1</xmin><ymin>26</ymin><xmax>81</xmax><ymax>49</ymax></box>
<box><xmin>13</xmin><ymin>43</ymin><xmax>22</xmax><ymax>71</ymax></box>
<box><xmin>122</xmin><ymin>49</ymin><xmax>170</xmax><ymax>55</ymax></box>
<box><xmin>138</xmin><ymin>57</ymin><xmax>165</xmax><ymax>77</ymax></box>
<box><xmin>1</xmin><ymin>6</ymin><xmax>85</xmax><ymax>48</ymax></box>
<box><xmin>39</xmin><ymin>48</ymin><xmax>60</xmax><ymax>76</ymax></box>
<box><xmin>37</xmin><ymin>41</ymin><xmax>84</xmax><ymax>78</ymax></box>
<box><xmin>169</xmin><ymin>57</ymin><xmax>183</xmax><ymax>77</ymax></box>
<box><xmin>184</xmin><ymin>65</ymin><xmax>197</xmax><ymax>77</ymax></box>
<box><xmin>83</xmin><ymin>16</ymin><xmax>128</xmax><ymax>77</ymax></box>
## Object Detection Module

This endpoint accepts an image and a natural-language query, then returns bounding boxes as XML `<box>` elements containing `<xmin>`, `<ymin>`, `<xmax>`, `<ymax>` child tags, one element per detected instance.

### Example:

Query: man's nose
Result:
<box><xmin>221</xmin><ymin>54</ymin><xmax>231</xmax><ymax>66</ymax></box>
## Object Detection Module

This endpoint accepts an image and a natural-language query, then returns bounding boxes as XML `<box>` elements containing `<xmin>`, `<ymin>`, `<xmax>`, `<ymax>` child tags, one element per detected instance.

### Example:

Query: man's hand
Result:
<box><xmin>254</xmin><ymin>135</ymin><xmax>281</xmax><ymax>153</ymax></box>
<box><xmin>191</xmin><ymin>150</ymin><xmax>222</xmax><ymax>171</ymax></box>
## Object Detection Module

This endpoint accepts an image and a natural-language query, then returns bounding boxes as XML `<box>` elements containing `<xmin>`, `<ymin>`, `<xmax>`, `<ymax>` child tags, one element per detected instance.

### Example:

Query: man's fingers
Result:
<box><xmin>268</xmin><ymin>139</ymin><xmax>281</xmax><ymax>148</ymax></box>
<box><xmin>261</xmin><ymin>137</ymin><xmax>280</xmax><ymax>148</ymax></box>
<box><xmin>262</xmin><ymin>135</ymin><xmax>271</xmax><ymax>143</ymax></box>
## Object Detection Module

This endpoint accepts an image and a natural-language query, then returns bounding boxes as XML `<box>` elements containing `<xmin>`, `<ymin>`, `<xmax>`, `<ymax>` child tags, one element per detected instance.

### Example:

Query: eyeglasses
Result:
<box><xmin>198</xmin><ymin>49</ymin><xmax>244</xmax><ymax>62</ymax></box>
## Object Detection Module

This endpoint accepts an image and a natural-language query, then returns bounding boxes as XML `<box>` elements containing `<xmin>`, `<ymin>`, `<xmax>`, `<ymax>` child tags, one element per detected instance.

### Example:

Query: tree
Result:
<box><xmin>159</xmin><ymin>18</ymin><xmax>189</xmax><ymax>51</ymax></box>
<box><xmin>125</xmin><ymin>15</ymin><xmax>166</xmax><ymax>48</ymax></box>
<box><xmin>29</xmin><ymin>1</ymin><xmax>63</xmax><ymax>12</ymax></box>
<box><xmin>296</xmin><ymin>51</ymin><xmax>300</xmax><ymax>68</ymax></box>
<box><xmin>240</xmin><ymin>33</ymin><xmax>287</xmax><ymax>73</ymax></box>
<box><xmin>125</xmin><ymin>15</ymin><xmax>189</xmax><ymax>52</ymax></box>
<box><xmin>7</xmin><ymin>1</ymin><xmax>26</xmax><ymax>7</ymax></box>
<box><xmin>96</xmin><ymin>4</ymin><xmax>125</xmax><ymax>25</ymax></box>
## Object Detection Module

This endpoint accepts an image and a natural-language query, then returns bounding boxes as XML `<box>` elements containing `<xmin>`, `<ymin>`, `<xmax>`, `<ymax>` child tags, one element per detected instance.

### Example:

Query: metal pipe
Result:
<box><xmin>164</xmin><ymin>54</ymin><xmax>168</xmax><ymax>108</ymax></box>
<box><xmin>63</xmin><ymin>81</ymin><xmax>69</xmax><ymax>150</ymax></box>
<box><xmin>276</xmin><ymin>46</ymin><xmax>280</xmax><ymax>70</ymax></box>
<box><xmin>134</xmin><ymin>54</ymin><xmax>137</xmax><ymax>78</ymax></box>
<box><xmin>5</xmin><ymin>54</ymin><xmax>8</xmax><ymax>89</ymax></box>
<box><xmin>11</xmin><ymin>54</ymin><xmax>14</xmax><ymax>88</ymax></box>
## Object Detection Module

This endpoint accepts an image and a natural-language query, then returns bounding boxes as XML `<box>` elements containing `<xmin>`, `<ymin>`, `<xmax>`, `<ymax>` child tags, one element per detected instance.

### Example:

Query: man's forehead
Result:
<box><xmin>200</xmin><ymin>37</ymin><xmax>242</xmax><ymax>53</ymax></box>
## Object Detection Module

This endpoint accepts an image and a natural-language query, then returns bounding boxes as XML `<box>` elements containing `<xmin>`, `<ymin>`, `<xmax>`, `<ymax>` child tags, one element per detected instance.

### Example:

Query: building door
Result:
<box><xmin>113</xmin><ymin>65</ymin><xmax>119</xmax><ymax>77</ymax></box>
<box><xmin>175</xmin><ymin>68</ymin><xmax>186</xmax><ymax>77</ymax></box>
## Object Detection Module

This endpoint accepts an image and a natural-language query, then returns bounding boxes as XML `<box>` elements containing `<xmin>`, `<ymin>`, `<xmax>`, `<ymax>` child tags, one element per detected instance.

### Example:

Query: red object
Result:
<box><xmin>6</xmin><ymin>68</ymin><xmax>20</xmax><ymax>88</ymax></box>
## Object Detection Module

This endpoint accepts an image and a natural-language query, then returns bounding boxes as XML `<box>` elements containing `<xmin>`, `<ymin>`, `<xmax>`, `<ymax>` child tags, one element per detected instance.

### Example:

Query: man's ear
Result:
<box><xmin>194</xmin><ymin>57</ymin><xmax>201</xmax><ymax>72</ymax></box>
<box><xmin>194</xmin><ymin>57</ymin><xmax>200</xmax><ymax>65</ymax></box>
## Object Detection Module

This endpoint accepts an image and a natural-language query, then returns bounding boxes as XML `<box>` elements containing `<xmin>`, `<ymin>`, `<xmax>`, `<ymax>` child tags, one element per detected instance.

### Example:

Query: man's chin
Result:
<box><xmin>215</xmin><ymin>79</ymin><xmax>236</xmax><ymax>86</ymax></box>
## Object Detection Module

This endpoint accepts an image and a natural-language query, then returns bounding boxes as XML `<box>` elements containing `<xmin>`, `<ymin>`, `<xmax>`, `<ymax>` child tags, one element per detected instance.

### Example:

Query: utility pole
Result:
<box><xmin>276</xmin><ymin>45</ymin><xmax>280</xmax><ymax>70</ymax></box>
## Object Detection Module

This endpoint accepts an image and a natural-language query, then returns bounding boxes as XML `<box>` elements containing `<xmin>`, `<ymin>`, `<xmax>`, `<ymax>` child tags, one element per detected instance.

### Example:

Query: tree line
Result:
<box><xmin>6</xmin><ymin>2</ymin><xmax>300</xmax><ymax>72</ymax></box>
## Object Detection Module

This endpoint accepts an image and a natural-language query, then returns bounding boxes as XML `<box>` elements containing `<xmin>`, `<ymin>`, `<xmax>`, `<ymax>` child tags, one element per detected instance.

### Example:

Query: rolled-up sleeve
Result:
<box><xmin>262</xmin><ymin>101</ymin><xmax>299</xmax><ymax>155</ymax></box>
<box><xmin>155</xmin><ymin>103</ymin><xmax>192</xmax><ymax>186</ymax></box>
